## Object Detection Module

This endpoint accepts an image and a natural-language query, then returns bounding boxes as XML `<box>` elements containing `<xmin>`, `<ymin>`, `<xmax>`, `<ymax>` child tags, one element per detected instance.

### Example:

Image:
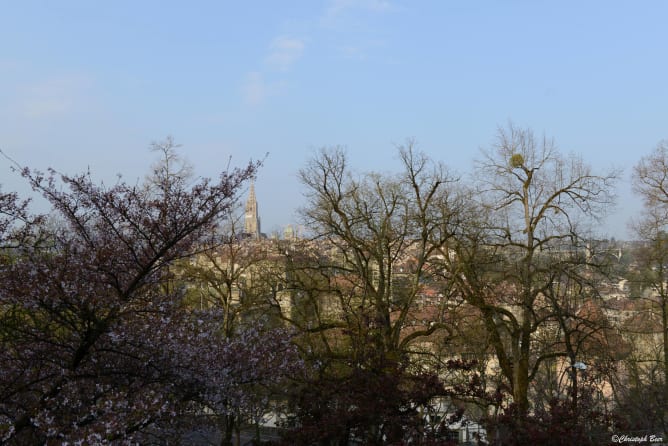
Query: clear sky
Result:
<box><xmin>1</xmin><ymin>1</ymin><xmax>667</xmax><ymax>239</ymax></box>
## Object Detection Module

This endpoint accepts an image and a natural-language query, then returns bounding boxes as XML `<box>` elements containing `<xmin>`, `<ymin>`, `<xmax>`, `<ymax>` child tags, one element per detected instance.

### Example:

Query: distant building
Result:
<box><xmin>244</xmin><ymin>182</ymin><xmax>261</xmax><ymax>238</ymax></box>
<box><xmin>283</xmin><ymin>224</ymin><xmax>294</xmax><ymax>241</ymax></box>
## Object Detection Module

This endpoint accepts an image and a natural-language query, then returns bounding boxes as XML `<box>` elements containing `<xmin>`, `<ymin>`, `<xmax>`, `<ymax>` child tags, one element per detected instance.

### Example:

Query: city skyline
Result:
<box><xmin>2</xmin><ymin>1</ymin><xmax>668</xmax><ymax>239</ymax></box>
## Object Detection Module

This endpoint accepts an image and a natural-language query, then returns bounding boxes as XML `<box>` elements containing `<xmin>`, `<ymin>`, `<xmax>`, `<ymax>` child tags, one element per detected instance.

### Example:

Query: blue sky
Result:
<box><xmin>1</xmin><ymin>1</ymin><xmax>667</xmax><ymax>239</ymax></box>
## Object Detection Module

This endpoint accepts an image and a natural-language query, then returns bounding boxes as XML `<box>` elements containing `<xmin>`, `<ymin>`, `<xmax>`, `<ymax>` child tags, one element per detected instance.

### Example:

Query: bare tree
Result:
<box><xmin>286</xmin><ymin>143</ymin><xmax>467</xmax><ymax>443</ymax></box>
<box><xmin>629</xmin><ymin>140</ymin><xmax>668</xmax><ymax>431</ymax></box>
<box><xmin>447</xmin><ymin>124</ymin><xmax>619</xmax><ymax>426</ymax></box>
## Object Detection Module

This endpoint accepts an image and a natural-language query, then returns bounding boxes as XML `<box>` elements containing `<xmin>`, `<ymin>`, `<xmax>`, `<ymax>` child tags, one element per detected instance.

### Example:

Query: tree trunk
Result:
<box><xmin>663</xmin><ymin>294</ymin><xmax>668</xmax><ymax>428</ymax></box>
<box><xmin>220</xmin><ymin>414</ymin><xmax>235</xmax><ymax>446</ymax></box>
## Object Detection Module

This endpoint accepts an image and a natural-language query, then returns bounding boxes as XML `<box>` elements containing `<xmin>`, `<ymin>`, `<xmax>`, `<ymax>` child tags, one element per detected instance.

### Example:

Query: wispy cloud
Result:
<box><xmin>338</xmin><ymin>45</ymin><xmax>367</xmax><ymax>60</ymax></box>
<box><xmin>243</xmin><ymin>72</ymin><xmax>267</xmax><ymax>106</ymax></box>
<box><xmin>337</xmin><ymin>39</ymin><xmax>385</xmax><ymax>61</ymax></box>
<box><xmin>324</xmin><ymin>0</ymin><xmax>392</xmax><ymax>20</ymax></box>
<box><xmin>242</xmin><ymin>71</ymin><xmax>287</xmax><ymax>106</ymax></box>
<box><xmin>240</xmin><ymin>35</ymin><xmax>304</xmax><ymax>106</ymax></box>
<box><xmin>266</xmin><ymin>37</ymin><xmax>305</xmax><ymax>72</ymax></box>
<box><xmin>0</xmin><ymin>59</ymin><xmax>21</xmax><ymax>73</ymax></box>
<box><xmin>15</xmin><ymin>75</ymin><xmax>91</xmax><ymax>119</ymax></box>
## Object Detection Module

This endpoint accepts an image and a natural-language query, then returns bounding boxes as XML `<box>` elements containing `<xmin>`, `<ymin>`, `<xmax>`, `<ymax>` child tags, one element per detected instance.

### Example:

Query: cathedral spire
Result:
<box><xmin>244</xmin><ymin>182</ymin><xmax>261</xmax><ymax>238</ymax></box>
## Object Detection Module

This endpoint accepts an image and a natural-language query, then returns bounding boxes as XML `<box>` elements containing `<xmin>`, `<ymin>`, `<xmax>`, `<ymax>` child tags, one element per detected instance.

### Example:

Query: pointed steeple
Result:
<box><xmin>244</xmin><ymin>182</ymin><xmax>261</xmax><ymax>238</ymax></box>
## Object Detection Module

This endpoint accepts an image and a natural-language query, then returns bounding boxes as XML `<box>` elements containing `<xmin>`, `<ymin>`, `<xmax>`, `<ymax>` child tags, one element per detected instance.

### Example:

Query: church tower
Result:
<box><xmin>244</xmin><ymin>182</ymin><xmax>261</xmax><ymax>238</ymax></box>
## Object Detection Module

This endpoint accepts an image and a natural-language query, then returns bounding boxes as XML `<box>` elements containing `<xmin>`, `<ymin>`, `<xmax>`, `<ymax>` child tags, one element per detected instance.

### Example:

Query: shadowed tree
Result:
<box><xmin>441</xmin><ymin>124</ymin><xmax>619</xmax><ymax>436</ymax></box>
<box><xmin>628</xmin><ymin>139</ymin><xmax>668</xmax><ymax>432</ymax></box>
<box><xmin>279</xmin><ymin>143</ymin><xmax>470</xmax><ymax>444</ymax></box>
